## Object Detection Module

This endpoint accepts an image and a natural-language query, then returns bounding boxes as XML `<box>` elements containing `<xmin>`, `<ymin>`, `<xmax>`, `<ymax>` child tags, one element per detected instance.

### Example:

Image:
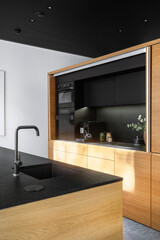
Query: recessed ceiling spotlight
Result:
<box><xmin>14</xmin><ymin>28</ymin><xmax>22</xmax><ymax>35</ymax></box>
<box><xmin>35</xmin><ymin>11</ymin><xmax>46</xmax><ymax>18</ymax></box>
<box><xmin>119</xmin><ymin>29</ymin><xmax>123</xmax><ymax>33</ymax></box>
<box><xmin>29</xmin><ymin>19</ymin><xmax>35</xmax><ymax>23</ymax></box>
<box><xmin>47</xmin><ymin>6</ymin><xmax>52</xmax><ymax>10</ymax></box>
<box><xmin>144</xmin><ymin>19</ymin><xmax>148</xmax><ymax>23</ymax></box>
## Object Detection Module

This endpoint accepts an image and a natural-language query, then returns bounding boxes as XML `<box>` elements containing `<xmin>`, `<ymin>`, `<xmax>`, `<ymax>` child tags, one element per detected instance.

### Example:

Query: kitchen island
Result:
<box><xmin>0</xmin><ymin>147</ymin><xmax>123</xmax><ymax>240</ymax></box>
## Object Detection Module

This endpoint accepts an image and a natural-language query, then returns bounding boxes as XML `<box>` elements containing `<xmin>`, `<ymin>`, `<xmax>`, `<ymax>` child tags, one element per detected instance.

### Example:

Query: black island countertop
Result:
<box><xmin>0</xmin><ymin>147</ymin><xmax>122</xmax><ymax>210</ymax></box>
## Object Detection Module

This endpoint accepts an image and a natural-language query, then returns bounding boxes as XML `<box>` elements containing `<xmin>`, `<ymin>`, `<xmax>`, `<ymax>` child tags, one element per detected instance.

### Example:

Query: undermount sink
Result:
<box><xmin>20</xmin><ymin>163</ymin><xmax>79</xmax><ymax>180</ymax></box>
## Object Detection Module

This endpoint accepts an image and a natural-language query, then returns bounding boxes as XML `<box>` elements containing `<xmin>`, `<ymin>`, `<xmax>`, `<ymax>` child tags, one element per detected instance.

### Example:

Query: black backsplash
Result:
<box><xmin>96</xmin><ymin>104</ymin><xmax>146</xmax><ymax>143</ymax></box>
<box><xmin>74</xmin><ymin>105</ymin><xmax>146</xmax><ymax>143</ymax></box>
<box><xmin>74</xmin><ymin>107</ymin><xmax>96</xmax><ymax>138</ymax></box>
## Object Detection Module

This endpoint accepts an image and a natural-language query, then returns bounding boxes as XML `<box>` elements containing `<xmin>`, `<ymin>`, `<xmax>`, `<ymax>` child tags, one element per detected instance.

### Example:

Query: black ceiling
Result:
<box><xmin>0</xmin><ymin>1</ymin><xmax>160</xmax><ymax>58</ymax></box>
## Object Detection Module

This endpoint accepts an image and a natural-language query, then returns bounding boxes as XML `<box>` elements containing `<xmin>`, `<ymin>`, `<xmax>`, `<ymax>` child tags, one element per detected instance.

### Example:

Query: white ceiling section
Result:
<box><xmin>0</xmin><ymin>71</ymin><xmax>5</xmax><ymax>136</ymax></box>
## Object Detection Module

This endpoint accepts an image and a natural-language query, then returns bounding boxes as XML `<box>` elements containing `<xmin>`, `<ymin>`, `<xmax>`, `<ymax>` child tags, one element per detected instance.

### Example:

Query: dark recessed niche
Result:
<box><xmin>96</xmin><ymin>104</ymin><xmax>146</xmax><ymax>143</ymax></box>
<box><xmin>74</xmin><ymin>104</ymin><xmax>146</xmax><ymax>143</ymax></box>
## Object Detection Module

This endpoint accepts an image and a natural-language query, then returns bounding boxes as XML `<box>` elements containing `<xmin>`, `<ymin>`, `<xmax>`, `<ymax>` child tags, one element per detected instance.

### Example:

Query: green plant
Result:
<box><xmin>127</xmin><ymin>115</ymin><xmax>146</xmax><ymax>133</ymax></box>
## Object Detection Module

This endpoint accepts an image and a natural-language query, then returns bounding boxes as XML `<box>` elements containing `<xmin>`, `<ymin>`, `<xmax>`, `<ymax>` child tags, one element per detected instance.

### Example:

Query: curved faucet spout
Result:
<box><xmin>13</xmin><ymin>125</ymin><xmax>40</xmax><ymax>177</ymax></box>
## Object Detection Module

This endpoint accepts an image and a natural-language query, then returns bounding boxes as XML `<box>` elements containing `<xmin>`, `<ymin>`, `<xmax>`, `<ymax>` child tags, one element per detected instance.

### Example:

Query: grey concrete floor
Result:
<box><xmin>123</xmin><ymin>217</ymin><xmax>160</xmax><ymax>240</ymax></box>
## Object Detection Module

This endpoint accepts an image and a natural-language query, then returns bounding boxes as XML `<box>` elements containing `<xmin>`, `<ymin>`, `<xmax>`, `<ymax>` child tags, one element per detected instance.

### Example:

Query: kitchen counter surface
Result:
<box><xmin>89</xmin><ymin>141</ymin><xmax>146</xmax><ymax>151</ymax></box>
<box><xmin>69</xmin><ymin>139</ymin><xmax>146</xmax><ymax>151</ymax></box>
<box><xmin>0</xmin><ymin>147</ymin><xmax>122</xmax><ymax>210</ymax></box>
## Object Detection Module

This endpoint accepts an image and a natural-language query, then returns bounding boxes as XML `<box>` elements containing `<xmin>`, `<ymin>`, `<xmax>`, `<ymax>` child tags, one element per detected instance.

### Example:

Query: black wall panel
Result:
<box><xmin>84</xmin><ymin>68</ymin><xmax>145</xmax><ymax>107</ymax></box>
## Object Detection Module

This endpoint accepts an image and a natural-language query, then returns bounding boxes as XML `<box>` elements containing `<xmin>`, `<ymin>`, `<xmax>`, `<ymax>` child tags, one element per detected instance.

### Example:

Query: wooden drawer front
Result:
<box><xmin>54</xmin><ymin>150</ymin><xmax>66</xmax><ymax>163</ymax></box>
<box><xmin>48</xmin><ymin>148</ymin><xmax>54</xmax><ymax>160</ymax></box>
<box><xmin>87</xmin><ymin>145</ymin><xmax>114</xmax><ymax>160</ymax></box>
<box><xmin>53</xmin><ymin>140</ymin><xmax>66</xmax><ymax>152</ymax></box>
<box><xmin>88</xmin><ymin>156</ymin><xmax>114</xmax><ymax>175</ymax></box>
<box><xmin>66</xmin><ymin>153</ymin><xmax>87</xmax><ymax>168</ymax></box>
<box><xmin>115</xmin><ymin>149</ymin><xmax>151</xmax><ymax>227</ymax></box>
<box><xmin>152</xmin><ymin>154</ymin><xmax>160</xmax><ymax>231</ymax></box>
<box><xmin>66</xmin><ymin>142</ymin><xmax>87</xmax><ymax>155</ymax></box>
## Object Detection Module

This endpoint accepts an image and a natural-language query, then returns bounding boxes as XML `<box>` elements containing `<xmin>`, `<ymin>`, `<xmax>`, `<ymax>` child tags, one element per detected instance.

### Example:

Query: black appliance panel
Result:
<box><xmin>58</xmin><ymin>107</ymin><xmax>74</xmax><ymax>115</ymax></box>
<box><xmin>57</xmin><ymin>82</ymin><xmax>74</xmax><ymax>108</ymax></box>
<box><xmin>56</xmin><ymin>115</ymin><xmax>75</xmax><ymax>141</ymax></box>
<box><xmin>84</xmin><ymin>68</ymin><xmax>145</xmax><ymax>107</ymax></box>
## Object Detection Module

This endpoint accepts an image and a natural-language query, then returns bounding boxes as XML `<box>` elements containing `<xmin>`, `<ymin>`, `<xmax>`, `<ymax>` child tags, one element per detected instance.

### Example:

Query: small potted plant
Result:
<box><xmin>127</xmin><ymin>115</ymin><xmax>146</xmax><ymax>145</ymax></box>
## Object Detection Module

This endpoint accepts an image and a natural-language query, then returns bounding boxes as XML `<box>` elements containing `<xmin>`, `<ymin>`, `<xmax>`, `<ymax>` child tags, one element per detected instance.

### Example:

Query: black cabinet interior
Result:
<box><xmin>55</xmin><ymin>53</ymin><xmax>146</xmax><ymax>143</ymax></box>
<box><xmin>84</xmin><ymin>67</ymin><xmax>145</xmax><ymax>107</ymax></box>
<box><xmin>74</xmin><ymin>104</ymin><xmax>146</xmax><ymax>143</ymax></box>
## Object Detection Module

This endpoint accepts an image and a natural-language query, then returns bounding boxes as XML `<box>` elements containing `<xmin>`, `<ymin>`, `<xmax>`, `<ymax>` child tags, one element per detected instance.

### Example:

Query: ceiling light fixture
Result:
<box><xmin>47</xmin><ymin>6</ymin><xmax>52</xmax><ymax>10</ymax></box>
<box><xmin>29</xmin><ymin>19</ymin><xmax>35</xmax><ymax>23</ymax></box>
<box><xmin>144</xmin><ymin>19</ymin><xmax>148</xmax><ymax>23</ymax></box>
<box><xmin>119</xmin><ymin>29</ymin><xmax>123</xmax><ymax>33</ymax></box>
<box><xmin>35</xmin><ymin>11</ymin><xmax>46</xmax><ymax>18</ymax></box>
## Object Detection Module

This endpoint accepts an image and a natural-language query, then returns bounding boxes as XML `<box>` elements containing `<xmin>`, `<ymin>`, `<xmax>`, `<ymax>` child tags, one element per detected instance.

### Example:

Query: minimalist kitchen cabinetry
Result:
<box><xmin>51</xmin><ymin>140</ymin><xmax>66</xmax><ymax>163</ymax></box>
<box><xmin>152</xmin><ymin>43</ymin><xmax>160</xmax><ymax>153</ymax></box>
<box><xmin>48</xmin><ymin>140</ymin><xmax>54</xmax><ymax>160</ymax></box>
<box><xmin>49</xmin><ymin>140</ymin><xmax>152</xmax><ymax>226</ymax></box>
<box><xmin>48</xmin><ymin>39</ymin><xmax>160</xmax><ymax>230</ymax></box>
<box><xmin>49</xmin><ymin>140</ymin><xmax>115</xmax><ymax>174</ymax></box>
<box><xmin>84</xmin><ymin>67</ymin><xmax>145</xmax><ymax>107</ymax></box>
<box><xmin>87</xmin><ymin>145</ymin><xmax>115</xmax><ymax>175</ymax></box>
<box><xmin>65</xmin><ymin>142</ymin><xmax>87</xmax><ymax>168</ymax></box>
<box><xmin>115</xmin><ymin>149</ymin><xmax>151</xmax><ymax>226</ymax></box>
<box><xmin>151</xmin><ymin>153</ymin><xmax>160</xmax><ymax>231</ymax></box>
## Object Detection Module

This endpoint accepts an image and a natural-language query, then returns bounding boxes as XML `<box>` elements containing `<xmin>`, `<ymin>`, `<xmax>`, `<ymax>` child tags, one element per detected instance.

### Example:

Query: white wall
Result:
<box><xmin>0</xmin><ymin>39</ymin><xmax>90</xmax><ymax>157</ymax></box>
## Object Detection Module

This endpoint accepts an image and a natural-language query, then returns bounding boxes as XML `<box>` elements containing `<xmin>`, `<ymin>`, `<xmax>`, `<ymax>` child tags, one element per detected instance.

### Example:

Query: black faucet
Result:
<box><xmin>13</xmin><ymin>125</ymin><xmax>40</xmax><ymax>177</ymax></box>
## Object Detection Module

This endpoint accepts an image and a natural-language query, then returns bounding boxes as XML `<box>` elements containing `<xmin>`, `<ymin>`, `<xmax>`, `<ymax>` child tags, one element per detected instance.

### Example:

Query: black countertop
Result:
<box><xmin>0</xmin><ymin>147</ymin><xmax>122</xmax><ymax>210</ymax></box>
<box><xmin>70</xmin><ymin>139</ymin><xmax>146</xmax><ymax>151</ymax></box>
<box><xmin>89</xmin><ymin>141</ymin><xmax>146</xmax><ymax>151</ymax></box>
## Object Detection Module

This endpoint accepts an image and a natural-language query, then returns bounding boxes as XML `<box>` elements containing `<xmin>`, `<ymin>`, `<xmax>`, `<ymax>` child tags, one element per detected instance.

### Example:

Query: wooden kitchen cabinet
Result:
<box><xmin>53</xmin><ymin>140</ymin><xmax>66</xmax><ymax>163</ymax></box>
<box><xmin>87</xmin><ymin>145</ymin><xmax>114</xmax><ymax>160</ymax></box>
<box><xmin>87</xmin><ymin>145</ymin><xmax>115</xmax><ymax>174</ymax></box>
<box><xmin>115</xmin><ymin>149</ymin><xmax>151</xmax><ymax>226</ymax></box>
<box><xmin>152</xmin><ymin>43</ymin><xmax>160</xmax><ymax>153</ymax></box>
<box><xmin>87</xmin><ymin>156</ymin><xmax>114</xmax><ymax>175</ymax></box>
<box><xmin>66</xmin><ymin>153</ymin><xmax>87</xmax><ymax>168</ymax></box>
<box><xmin>48</xmin><ymin>140</ymin><xmax>54</xmax><ymax>159</ymax></box>
<box><xmin>151</xmin><ymin>153</ymin><xmax>160</xmax><ymax>231</ymax></box>
<box><xmin>66</xmin><ymin>142</ymin><xmax>87</xmax><ymax>155</ymax></box>
<box><xmin>65</xmin><ymin>142</ymin><xmax>87</xmax><ymax>168</ymax></box>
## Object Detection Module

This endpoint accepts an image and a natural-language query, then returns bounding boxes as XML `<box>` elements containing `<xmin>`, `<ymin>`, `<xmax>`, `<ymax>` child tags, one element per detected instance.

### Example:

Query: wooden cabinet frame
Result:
<box><xmin>47</xmin><ymin>39</ymin><xmax>160</xmax><ymax>231</ymax></box>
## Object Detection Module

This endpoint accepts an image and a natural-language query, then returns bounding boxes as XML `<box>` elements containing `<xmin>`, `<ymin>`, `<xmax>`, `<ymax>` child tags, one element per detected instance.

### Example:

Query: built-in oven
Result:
<box><xmin>56</xmin><ymin>81</ymin><xmax>75</xmax><ymax>140</ymax></box>
<box><xmin>57</xmin><ymin>82</ymin><xmax>74</xmax><ymax>108</ymax></box>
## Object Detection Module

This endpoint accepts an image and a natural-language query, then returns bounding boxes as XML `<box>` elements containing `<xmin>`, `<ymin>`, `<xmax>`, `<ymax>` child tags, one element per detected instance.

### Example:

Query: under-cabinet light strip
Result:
<box><xmin>54</xmin><ymin>48</ymin><xmax>146</xmax><ymax>77</ymax></box>
<box><xmin>146</xmin><ymin>47</ymin><xmax>150</xmax><ymax>153</ymax></box>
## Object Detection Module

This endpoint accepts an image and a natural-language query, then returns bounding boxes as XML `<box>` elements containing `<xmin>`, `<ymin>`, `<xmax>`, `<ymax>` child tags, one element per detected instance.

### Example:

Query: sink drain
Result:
<box><xmin>24</xmin><ymin>184</ymin><xmax>44</xmax><ymax>192</ymax></box>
